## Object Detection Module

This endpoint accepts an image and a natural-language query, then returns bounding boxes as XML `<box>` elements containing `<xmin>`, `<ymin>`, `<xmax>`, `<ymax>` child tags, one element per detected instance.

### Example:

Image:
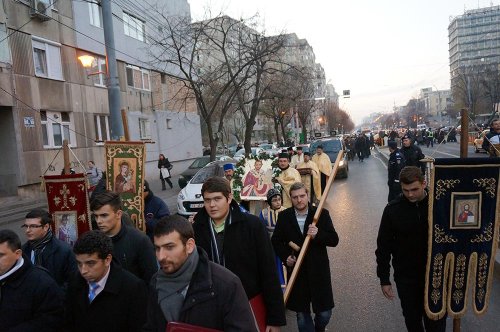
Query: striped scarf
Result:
<box><xmin>29</xmin><ymin>228</ymin><xmax>53</xmax><ymax>265</ymax></box>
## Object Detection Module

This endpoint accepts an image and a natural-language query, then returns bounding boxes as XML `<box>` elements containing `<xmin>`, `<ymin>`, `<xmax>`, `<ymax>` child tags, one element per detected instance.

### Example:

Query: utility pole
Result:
<box><xmin>460</xmin><ymin>108</ymin><xmax>469</xmax><ymax>158</ymax></box>
<box><xmin>101</xmin><ymin>0</ymin><xmax>124</xmax><ymax>140</ymax></box>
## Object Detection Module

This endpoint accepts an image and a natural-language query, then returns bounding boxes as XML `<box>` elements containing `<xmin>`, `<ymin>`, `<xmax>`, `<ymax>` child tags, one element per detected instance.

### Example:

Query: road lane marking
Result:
<box><xmin>373</xmin><ymin>154</ymin><xmax>388</xmax><ymax>170</ymax></box>
<box><xmin>425</xmin><ymin>151</ymin><xmax>459</xmax><ymax>158</ymax></box>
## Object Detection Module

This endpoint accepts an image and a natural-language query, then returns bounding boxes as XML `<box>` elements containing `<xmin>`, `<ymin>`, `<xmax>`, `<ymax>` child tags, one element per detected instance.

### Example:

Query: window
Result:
<box><xmin>166</xmin><ymin>119</ymin><xmax>172</xmax><ymax>129</ymax></box>
<box><xmin>126</xmin><ymin>65</ymin><xmax>150</xmax><ymax>90</ymax></box>
<box><xmin>91</xmin><ymin>56</ymin><xmax>106</xmax><ymax>86</ymax></box>
<box><xmin>0</xmin><ymin>24</ymin><xmax>10</xmax><ymax>63</ymax></box>
<box><xmin>32</xmin><ymin>38</ymin><xmax>63</xmax><ymax>80</ymax></box>
<box><xmin>94</xmin><ymin>115</ymin><xmax>110</xmax><ymax>144</ymax></box>
<box><xmin>139</xmin><ymin>119</ymin><xmax>151</xmax><ymax>139</ymax></box>
<box><xmin>40</xmin><ymin>111</ymin><xmax>76</xmax><ymax>148</ymax></box>
<box><xmin>123</xmin><ymin>12</ymin><xmax>145</xmax><ymax>42</ymax></box>
<box><xmin>88</xmin><ymin>1</ymin><xmax>102</xmax><ymax>28</ymax></box>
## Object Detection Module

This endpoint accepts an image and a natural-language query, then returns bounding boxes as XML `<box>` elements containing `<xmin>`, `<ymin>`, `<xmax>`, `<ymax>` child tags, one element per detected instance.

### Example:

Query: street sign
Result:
<box><xmin>314</xmin><ymin>133</ymin><xmax>322</xmax><ymax>138</ymax></box>
<box><xmin>343</xmin><ymin>90</ymin><xmax>350</xmax><ymax>98</ymax></box>
<box><xmin>330</xmin><ymin>130</ymin><xmax>337</xmax><ymax>136</ymax></box>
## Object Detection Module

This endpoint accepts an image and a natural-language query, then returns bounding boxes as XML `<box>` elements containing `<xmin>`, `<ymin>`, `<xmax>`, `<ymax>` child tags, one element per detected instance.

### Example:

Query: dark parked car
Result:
<box><xmin>309</xmin><ymin>138</ymin><xmax>349</xmax><ymax>178</ymax></box>
<box><xmin>178</xmin><ymin>155</ymin><xmax>232</xmax><ymax>188</ymax></box>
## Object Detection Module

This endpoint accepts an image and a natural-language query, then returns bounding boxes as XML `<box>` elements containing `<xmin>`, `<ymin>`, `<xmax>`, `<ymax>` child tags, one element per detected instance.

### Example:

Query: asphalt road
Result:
<box><xmin>319</xmin><ymin>150</ymin><xmax>500</xmax><ymax>332</ymax></box>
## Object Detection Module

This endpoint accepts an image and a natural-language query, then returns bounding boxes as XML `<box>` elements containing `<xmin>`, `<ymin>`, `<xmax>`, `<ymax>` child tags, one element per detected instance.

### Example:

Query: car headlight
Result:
<box><xmin>339</xmin><ymin>160</ymin><xmax>345</xmax><ymax>167</ymax></box>
<box><xmin>178</xmin><ymin>192</ymin><xmax>185</xmax><ymax>200</ymax></box>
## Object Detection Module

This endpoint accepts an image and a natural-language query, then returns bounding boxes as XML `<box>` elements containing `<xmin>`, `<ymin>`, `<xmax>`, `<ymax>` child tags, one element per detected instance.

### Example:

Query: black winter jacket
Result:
<box><xmin>143</xmin><ymin>247</ymin><xmax>257</xmax><ymax>332</ymax></box>
<box><xmin>193</xmin><ymin>201</ymin><xmax>286</xmax><ymax>327</ymax></box>
<box><xmin>375</xmin><ymin>193</ymin><xmax>429</xmax><ymax>285</ymax></box>
<box><xmin>111</xmin><ymin>222</ymin><xmax>158</xmax><ymax>284</ymax></box>
<box><xmin>401</xmin><ymin>144</ymin><xmax>426</xmax><ymax>174</ymax></box>
<box><xmin>22</xmin><ymin>237</ymin><xmax>77</xmax><ymax>291</ymax></box>
<box><xmin>0</xmin><ymin>257</ymin><xmax>64</xmax><ymax>331</ymax></box>
<box><xmin>272</xmin><ymin>205</ymin><xmax>339</xmax><ymax>312</ymax></box>
<box><xmin>65</xmin><ymin>263</ymin><xmax>148</xmax><ymax>332</ymax></box>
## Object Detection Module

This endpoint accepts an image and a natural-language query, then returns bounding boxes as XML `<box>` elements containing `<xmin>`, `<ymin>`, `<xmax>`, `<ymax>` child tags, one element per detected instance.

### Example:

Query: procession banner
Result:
<box><xmin>105</xmin><ymin>141</ymin><xmax>146</xmax><ymax>231</ymax></box>
<box><xmin>425</xmin><ymin>158</ymin><xmax>500</xmax><ymax>319</ymax></box>
<box><xmin>44</xmin><ymin>174</ymin><xmax>91</xmax><ymax>246</ymax></box>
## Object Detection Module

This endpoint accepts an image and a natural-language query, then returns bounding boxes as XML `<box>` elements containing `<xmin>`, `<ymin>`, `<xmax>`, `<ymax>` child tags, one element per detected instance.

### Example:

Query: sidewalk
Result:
<box><xmin>374</xmin><ymin>145</ymin><xmax>500</xmax><ymax>267</ymax></box>
<box><xmin>146</xmin><ymin>174</ymin><xmax>182</xmax><ymax>215</ymax></box>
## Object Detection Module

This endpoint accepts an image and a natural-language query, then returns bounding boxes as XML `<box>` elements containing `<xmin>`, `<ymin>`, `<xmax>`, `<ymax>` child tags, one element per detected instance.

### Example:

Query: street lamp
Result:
<box><xmin>78</xmin><ymin>54</ymin><xmax>106</xmax><ymax>78</ymax></box>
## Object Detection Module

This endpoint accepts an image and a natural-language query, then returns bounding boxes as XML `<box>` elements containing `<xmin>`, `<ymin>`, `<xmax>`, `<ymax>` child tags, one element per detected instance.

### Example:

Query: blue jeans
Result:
<box><xmin>296</xmin><ymin>309</ymin><xmax>332</xmax><ymax>332</ymax></box>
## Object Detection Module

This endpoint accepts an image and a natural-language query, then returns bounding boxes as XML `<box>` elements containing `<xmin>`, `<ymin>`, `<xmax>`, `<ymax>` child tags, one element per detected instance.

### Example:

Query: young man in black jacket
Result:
<box><xmin>144</xmin><ymin>215</ymin><xmax>256</xmax><ymax>332</ymax></box>
<box><xmin>91</xmin><ymin>192</ymin><xmax>157</xmax><ymax>284</ymax></box>
<box><xmin>193</xmin><ymin>177</ymin><xmax>286</xmax><ymax>331</ymax></box>
<box><xmin>376</xmin><ymin>166</ymin><xmax>446</xmax><ymax>331</ymax></box>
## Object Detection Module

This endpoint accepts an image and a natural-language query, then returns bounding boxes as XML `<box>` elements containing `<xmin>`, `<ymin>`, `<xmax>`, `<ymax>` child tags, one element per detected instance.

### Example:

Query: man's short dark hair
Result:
<box><xmin>25</xmin><ymin>208</ymin><xmax>52</xmax><ymax>225</ymax></box>
<box><xmin>154</xmin><ymin>215</ymin><xmax>194</xmax><ymax>245</ymax></box>
<box><xmin>289</xmin><ymin>182</ymin><xmax>308</xmax><ymax>196</ymax></box>
<box><xmin>317</xmin><ymin>145</ymin><xmax>324</xmax><ymax>150</ymax></box>
<box><xmin>201</xmin><ymin>177</ymin><xmax>231</xmax><ymax>200</ymax></box>
<box><xmin>0</xmin><ymin>230</ymin><xmax>21</xmax><ymax>251</ymax></box>
<box><xmin>73</xmin><ymin>230</ymin><xmax>113</xmax><ymax>259</ymax></box>
<box><xmin>90</xmin><ymin>192</ymin><xmax>122</xmax><ymax>212</ymax></box>
<box><xmin>399</xmin><ymin>166</ymin><xmax>424</xmax><ymax>184</ymax></box>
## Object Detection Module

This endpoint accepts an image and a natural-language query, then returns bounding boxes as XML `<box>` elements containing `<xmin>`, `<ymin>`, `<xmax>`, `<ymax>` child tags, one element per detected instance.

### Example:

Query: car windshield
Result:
<box><xmin>235</xmin><ymin>148</ymin><xmax>258</xmax><ymax>156</ymax></box>
<box><xmin>189</xmin><ymin>157</ymin><xmax>210</xmax><ymax>169</ymax></box>
<box><xmin>191</xmin><ymin>165</ymin><xmax>219</xmax><ymax>184</ymax></box>
<box><xmin>259</xmin><ymin>144</ymin><xmax>273</xmax><ymax>150</ymax></box>
<box><xmin>311</xmin><ymin>140</ymin><xmax>341</xmax><ymax>153</ymax></box>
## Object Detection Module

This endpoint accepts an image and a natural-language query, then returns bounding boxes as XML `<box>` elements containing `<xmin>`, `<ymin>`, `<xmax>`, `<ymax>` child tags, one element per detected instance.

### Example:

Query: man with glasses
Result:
<box><xmin>21</xmin><ymin>208</ymin><xmax>77</xmax><ymax>291</ymax></box>
<box><xmin>0</xmin><ymin>229</ymin><xmax>64</xmax><ymax>331</ymax></box>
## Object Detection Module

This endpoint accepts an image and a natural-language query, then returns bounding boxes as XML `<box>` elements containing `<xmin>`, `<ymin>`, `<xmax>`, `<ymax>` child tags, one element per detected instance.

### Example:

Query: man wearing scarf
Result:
<box><xmin>296</xmin><ymin>152</ymin><xmax>322</xmax><ymax>203</ymax></box>
<box><xmin>276</xmin><ymin>153</ymin><xmax>302</xmax><ymax>209</ymax></box>
<box><xmin>193</xmin><ymin>177</ymin><xmax>286</xmax><ymax>331</ymax></box>
<box><xmin>144</xmin><ymin>215</ymin><xmax>256</xmax><ymax>332</ymax></box>
<box><xmin>21</xmin><ymin>208</ymin><xmax>77</xmax><ymax>291</ymax></box>
<box><xmin>0</xmin><ymin>230</ymin><xmax>64</xmax><ymax>331</ymax></box>
<box><xmin>312</xmin><ymin>145</ymin><xmax>332</xmax><ymax>193</ymax></box>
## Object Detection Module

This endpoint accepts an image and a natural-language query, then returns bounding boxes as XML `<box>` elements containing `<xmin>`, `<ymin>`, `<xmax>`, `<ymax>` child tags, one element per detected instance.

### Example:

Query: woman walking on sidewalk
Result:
<box><xmin>158</xmin><ymin>154</ymin><xmax>173</xmax><ymax>190</ymax></box>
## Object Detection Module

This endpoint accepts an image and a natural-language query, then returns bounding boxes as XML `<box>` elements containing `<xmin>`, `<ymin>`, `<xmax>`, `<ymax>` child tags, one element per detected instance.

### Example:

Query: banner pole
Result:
<box><xmin>283</xmin><ymin>150</ymin><xmax>343</xmax><ymax>304</ymax></box>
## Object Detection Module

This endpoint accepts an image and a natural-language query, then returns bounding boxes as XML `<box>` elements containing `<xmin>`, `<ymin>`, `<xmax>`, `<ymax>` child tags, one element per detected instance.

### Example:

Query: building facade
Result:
<box><xmin>0</xmin><ymin>0</ymin><xmax>201</xmax><ymax>198</ymax></box>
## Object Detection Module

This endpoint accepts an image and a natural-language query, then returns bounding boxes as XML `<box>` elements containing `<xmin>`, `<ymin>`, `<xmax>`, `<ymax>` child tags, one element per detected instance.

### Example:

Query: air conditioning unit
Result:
<box><xmin>30</xmin><ymin>0</ymin><xmax>52</xmax><ymax>21</ymax></box>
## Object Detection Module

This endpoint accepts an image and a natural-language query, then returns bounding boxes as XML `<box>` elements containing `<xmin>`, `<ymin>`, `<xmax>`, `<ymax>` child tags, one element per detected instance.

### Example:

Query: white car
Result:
<box><xmin>177</xmin><ymin>160</ymin><xmax>234</xmax><ymax>216</ymax></box>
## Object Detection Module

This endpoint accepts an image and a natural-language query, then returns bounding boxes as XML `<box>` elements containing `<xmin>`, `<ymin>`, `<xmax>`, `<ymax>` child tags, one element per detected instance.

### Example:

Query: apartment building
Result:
<box><xmin>0</xmin><ymin>0</ymin><xmax>201</xmax><ymax>197</ymax></box>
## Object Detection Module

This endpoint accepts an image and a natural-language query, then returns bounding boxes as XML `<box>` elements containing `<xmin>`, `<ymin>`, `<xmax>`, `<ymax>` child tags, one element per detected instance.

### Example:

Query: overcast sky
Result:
<box><xmin>189</xmin><ymin>0</ymin><xmax>499</xmax><ymax>124</ymax></box>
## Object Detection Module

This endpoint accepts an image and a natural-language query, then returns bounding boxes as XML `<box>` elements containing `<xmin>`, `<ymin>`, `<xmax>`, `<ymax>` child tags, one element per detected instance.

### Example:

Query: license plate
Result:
<box><xmin>190</xmin><ymin>203</ymin><xmax>204</xmax><ymax>208</ymax></box>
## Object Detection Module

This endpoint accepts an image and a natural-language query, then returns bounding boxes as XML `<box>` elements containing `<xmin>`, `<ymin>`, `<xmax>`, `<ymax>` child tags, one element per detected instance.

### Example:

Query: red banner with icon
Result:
<box><xmin>44</xmin><ymin>174</ymin><xmax>91</xmax><ymax>246</ymax></box>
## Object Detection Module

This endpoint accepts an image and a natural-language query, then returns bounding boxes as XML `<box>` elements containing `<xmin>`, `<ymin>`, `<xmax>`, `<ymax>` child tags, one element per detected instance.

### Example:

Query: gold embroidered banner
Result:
<box><xmin>425</xmin><ymin>158</ymin><xmax>500</xmax><ymax>319</ymax></box>
<box><xmin>105</xmin><ymin>141</ymin><xmax>146</xmax><ymax>231</ymax></box>
<box><xmin>44</xmin><ymin>174</ymin><xmax>91</xmax><ymax>246</ymax></box>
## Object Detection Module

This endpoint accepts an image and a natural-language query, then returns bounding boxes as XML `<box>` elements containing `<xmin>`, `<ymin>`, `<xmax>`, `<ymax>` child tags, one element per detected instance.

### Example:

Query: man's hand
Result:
<box><xmin>381</xmin><ymin>285</ymin><xmax>395</xmax><ymax>300</ymax></box>
<box><xmin>307</xmin><ymin>224</ymin><xmax>318</xmax><ymax>239</ymax></box>
<box><xmin>286</xmin><ymin>255</ymin><xmax>297</xmax><ymax>267</ymax></box>
<box><xmin>187</xmin><ymin>212</ymin><xmax>197</xmax><ymax>224</ymax></box>
<box><xmin>266</xmin><ymin>326</ymin><xmax>280</xmax><ymax>332</ymax></box>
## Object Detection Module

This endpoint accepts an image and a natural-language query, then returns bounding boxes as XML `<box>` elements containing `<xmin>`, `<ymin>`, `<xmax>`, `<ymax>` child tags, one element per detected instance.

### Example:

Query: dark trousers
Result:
<box><xmin>160</xmin><ymin>177</ymin><xmax>173</xmax><ymax>190</ymax></box>
<box><xmin>388</xmin><ymin>182</ymin><xmax>402</xmax><ymax>202</ymax></box>
<box><xmin>357</xmin><ymin>150</ymin><xmax>364</xmax><ymax>161</ymax></box>
<box><xmin>396</xmin><ymin>281</ymin><xmax>447</xmax><ymax>332</ymax></box>
<box><xmin>320</xmin><ymin>173</ymin><xmax>327</xmax><ymax>194</ymax></box>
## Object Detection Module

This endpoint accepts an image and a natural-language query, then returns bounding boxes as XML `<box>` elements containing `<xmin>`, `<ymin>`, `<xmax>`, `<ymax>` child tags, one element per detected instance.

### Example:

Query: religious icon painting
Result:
<box><xmin>54</xmin><ymin>211</ymin><xmax>78</xmax><ymax>247</ymax></box>
<box><xmin>44</xmin><ymin>173</ymin><xmax>91</xmax><ymax>246</ymax></box>
<box><xmin>105</xmin><ymin>141</ymin><xmax>146</xmax><ymax>231</ymax></box>
<box><xmin>450</xmin><ymin>192</ymin><xmax>482</xmax><ymax>229</ymax></box>
<box><xmin>240</xmin><ymin>158</ymin><xmax>274</xmax><ymax>200</ymax></box>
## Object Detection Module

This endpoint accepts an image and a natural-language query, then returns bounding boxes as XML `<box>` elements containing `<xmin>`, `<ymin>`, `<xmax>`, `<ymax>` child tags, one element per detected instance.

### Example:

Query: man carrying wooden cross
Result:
<box><xmin>272</xmin><ymin>182</ymin><xmax>339</xmax><ymax>332</ymax></box>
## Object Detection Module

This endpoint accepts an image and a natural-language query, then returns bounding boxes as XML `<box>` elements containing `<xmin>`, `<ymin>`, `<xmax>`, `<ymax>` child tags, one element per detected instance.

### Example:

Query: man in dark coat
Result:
<box><xmin>65</xmin><ymin>230</ymin><xmax>147</xmax><ymax>332</ymax></box>
<box><xmin>91</xmin><ymin>192</ymin><xmax>158</xmax><ymax>284</ymax></box>
<box><xmin>375</xmin><ymin>167</ymin><xmax>446</xmax><ymax>331</ymax></box>
<box><xmin>143</xmin><ymin>180</ymin><xmax>170</xmax><ymax>241</ymax></box>
<box><xmin>272</xmin><ymin>182</ymin><xmax>339</xmax><ymax>332</ymax></box>
<box><xmin>355</xmin><ymin>134</ymin><xmax>367</xmax><ymax>161</ymax></box>
<box><xmin>21</xmin><ymin>208</ymin><xmax>77</xmax><ymax>291</ymax></box>
<box><xmin>400</xmin><ymin>134</ymin><xmax>426</xmax><ymax>174</ymax></box>
<box><xmin>0</xmin><ymin>229</ymin><xmax>64</xmax><ymax>331</ymax></box>
<box><xmin>193</xmin><ymin>177</ymin><xmax>286</xmax><ymax>331</ymax></box>
<box><xmin>143</xmin><ymin>215</ymin><xmax>256</xmax><ymax>332</ymax></box>
<box><xmin>387</xmin><ymin>141</ymin><xmax>406</xmax><ymax>202</ymax></box>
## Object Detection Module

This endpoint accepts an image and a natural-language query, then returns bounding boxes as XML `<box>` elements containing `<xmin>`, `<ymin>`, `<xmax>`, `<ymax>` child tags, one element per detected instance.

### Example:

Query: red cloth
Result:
<box><xmin>44</xmin><ymin>174</ymin><xmax>91</xmax><ymax>245</ymax></box>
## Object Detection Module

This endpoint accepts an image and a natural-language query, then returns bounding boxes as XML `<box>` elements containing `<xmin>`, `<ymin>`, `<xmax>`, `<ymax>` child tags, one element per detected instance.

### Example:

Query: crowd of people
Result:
<box><xmin>5</xmin><ymin>127</ymin><xmax>486</xmax><ymax>331</ymax></box>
